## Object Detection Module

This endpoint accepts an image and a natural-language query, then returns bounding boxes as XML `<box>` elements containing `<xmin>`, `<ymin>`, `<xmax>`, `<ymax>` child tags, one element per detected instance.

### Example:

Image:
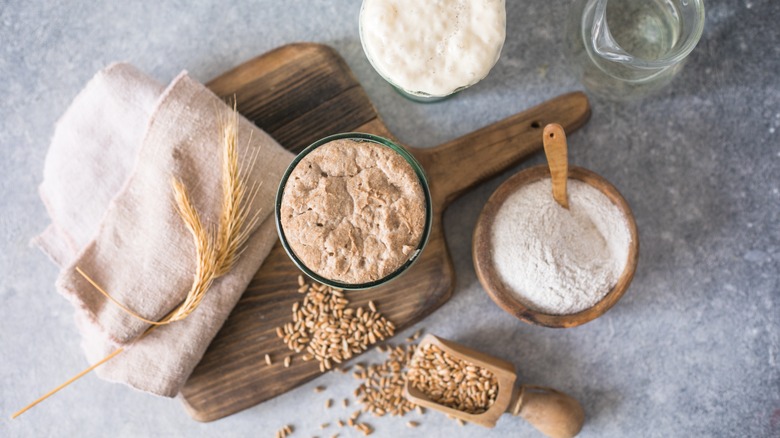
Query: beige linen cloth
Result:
<box><xmin>33</xmin><ymin>63</ymin><xmax>293</xmax><ymax>397</ymax></box>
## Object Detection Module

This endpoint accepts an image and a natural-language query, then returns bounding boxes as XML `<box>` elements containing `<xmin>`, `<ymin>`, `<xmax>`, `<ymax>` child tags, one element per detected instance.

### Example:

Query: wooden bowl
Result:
<box><xmin>473</xmin><ymin>165</ymin><xmax>639</xmax><ymax>328</ymax></box>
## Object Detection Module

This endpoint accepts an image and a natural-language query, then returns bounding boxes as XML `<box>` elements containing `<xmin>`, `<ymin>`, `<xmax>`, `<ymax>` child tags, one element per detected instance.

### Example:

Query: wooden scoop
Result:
<box><xmin>404</xmin><ymin>335</ymin><xmax>585</xmax><ymax>437</ymax></box>
<box><xmin>543</xmin><ymin>123</ymin><xmax>569</xmax><ymax>208</ymax></box>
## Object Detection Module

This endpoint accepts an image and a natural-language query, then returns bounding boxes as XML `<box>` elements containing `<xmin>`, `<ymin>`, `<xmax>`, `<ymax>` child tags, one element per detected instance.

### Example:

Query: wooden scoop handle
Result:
<box><xmin>509</xmin><ymin>385</ymin><xmax>585</xmax><ymax>438</ymax></box>
<box><xmin>543</xmin><ymin>123</ymin><xmax>569</xmax><ymax>209</ymax></box>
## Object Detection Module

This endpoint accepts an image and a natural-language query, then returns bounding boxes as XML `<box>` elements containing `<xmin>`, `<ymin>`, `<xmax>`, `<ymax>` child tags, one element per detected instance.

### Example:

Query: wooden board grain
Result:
<box><xmin>180</xmin><ymin>43</ymin><xmax>591</xmax><ymax>422</ymax></box>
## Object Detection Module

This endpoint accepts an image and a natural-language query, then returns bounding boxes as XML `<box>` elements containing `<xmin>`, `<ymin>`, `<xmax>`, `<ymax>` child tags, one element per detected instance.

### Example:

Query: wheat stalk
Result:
<box><xmin>12</xmin><ymin>103</ymin><xmax>258</xmax><ymax>418</ymax></box>
<box><xmin>163</xmin><ymin>178</ymin><xmax>219</xmax><ymax>323</ymax></box>
<box><xmin>78</xmin><ymin>104</ymin><xmax>256</xmax><ymax>325</ymax></box>
<box><xmin>215</xmin><ymin>103</ymin><xmax>261</xmax><ymax>276</ymax></box>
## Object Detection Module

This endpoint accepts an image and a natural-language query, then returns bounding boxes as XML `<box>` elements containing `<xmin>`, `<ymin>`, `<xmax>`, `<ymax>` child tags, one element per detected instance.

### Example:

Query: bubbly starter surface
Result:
<box><xmin>360</xmin><ymin>0</ymin><xmax>506</xmax><ymax>97</ymax></box>
<box><xmin>280</xmin><ymin>139</ymin><xmax>426</xmax><ymax>284</ymax></box>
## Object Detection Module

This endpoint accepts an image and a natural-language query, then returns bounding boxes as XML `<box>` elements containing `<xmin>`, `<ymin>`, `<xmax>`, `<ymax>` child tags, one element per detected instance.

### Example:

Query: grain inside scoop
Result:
<box><xmin>404</xmin><ymin>335</ymin><xmax>585</xmax><ymax>438</ymax></box>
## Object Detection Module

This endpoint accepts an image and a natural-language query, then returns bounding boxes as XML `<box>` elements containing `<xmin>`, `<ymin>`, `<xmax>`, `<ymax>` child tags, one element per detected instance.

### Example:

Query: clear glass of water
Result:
<box><xmin>566</xmin><ymin>0</ymin><xmax>705</xmax><ymax>100</ymax></box>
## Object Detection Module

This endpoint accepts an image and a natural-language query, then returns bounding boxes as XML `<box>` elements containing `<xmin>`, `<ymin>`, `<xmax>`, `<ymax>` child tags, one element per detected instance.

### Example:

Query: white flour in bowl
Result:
<box><xmin>491</xmin><ymin>178</ymin><xmax>632</xmax><ymax>315</ymax></box>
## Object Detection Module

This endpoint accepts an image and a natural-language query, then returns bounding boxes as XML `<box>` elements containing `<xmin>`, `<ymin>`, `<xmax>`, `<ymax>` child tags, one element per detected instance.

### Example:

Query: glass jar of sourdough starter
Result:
<box><xmin>359</xmin><ymin>0</ymin><xmax>506</xmax><ymax>102</ymax></box>
<box><xmin>276</xmin><ymin>133</ymin><xmax>433</xmax><ymax>290</ymax></box>
<box><xmin>566</xmin><ymin>0</ymin><xmax>705</xmax><ymax>100</ymax></box>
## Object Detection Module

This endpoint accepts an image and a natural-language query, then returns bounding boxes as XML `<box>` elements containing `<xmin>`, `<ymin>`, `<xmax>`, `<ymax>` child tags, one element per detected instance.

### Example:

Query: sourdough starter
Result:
<box><xmin>280</xmin><ymin>139</ymin><xmax>426</xmax><ymax>284</ymax></box>
<box><xmin>359</xmin><ymin>0</ymin><xmax>506</xmax><ymax>97</ymax></box>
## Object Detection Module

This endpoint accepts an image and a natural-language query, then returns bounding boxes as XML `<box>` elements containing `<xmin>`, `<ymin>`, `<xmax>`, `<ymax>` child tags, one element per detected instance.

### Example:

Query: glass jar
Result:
<box><xmin>565</xmin><ymin>0</ymin><xmax>705</xmax><ymax>100</ymax></box>
<box><xmin>275</xmin><ymin>133</ymin><xmax>433</xmax><ymax>290</ymax></box>
<box><xmin>358</xmin><ymin>0</ymin><xmax>506</xmax><ymax>103</ymax></box>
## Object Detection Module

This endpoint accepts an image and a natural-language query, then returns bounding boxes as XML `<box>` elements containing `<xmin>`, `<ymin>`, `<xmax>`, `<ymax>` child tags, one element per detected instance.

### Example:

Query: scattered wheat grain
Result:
<box><xmin>279</xmin><ymin>279</ymin><xmax>395</xmax><ymax>373</ymax></box>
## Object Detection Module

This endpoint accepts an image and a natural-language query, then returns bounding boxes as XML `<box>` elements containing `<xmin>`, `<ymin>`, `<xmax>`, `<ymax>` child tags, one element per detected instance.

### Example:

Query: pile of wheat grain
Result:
<box><xmin>407</xmin><ymin>343</ymin><xmax>499</xmax><ymax>414</ymax></box>
<box><xmin>276</xmin><ymin>278</ymin><xmax>396</xmax><ymax>373</ymax></box>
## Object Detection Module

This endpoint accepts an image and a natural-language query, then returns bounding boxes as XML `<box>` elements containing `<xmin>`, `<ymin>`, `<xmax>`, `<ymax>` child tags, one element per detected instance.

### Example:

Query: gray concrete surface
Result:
<box><xmin>1</xmin><ymin>0</ymin><xmax>778</xmax><ymax>437</ymax></box>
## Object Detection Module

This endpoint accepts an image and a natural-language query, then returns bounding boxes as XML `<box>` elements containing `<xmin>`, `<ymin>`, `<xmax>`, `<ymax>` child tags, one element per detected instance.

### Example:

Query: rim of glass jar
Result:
<box><xmin>275</xmin><ymin>132</ymin><xmax>433</xmax><ymax>290</ymax></box>
<box><xmin>587</xmin><ymin>0</ymin><xmax>706</xmax><ymax>70</ymax></box>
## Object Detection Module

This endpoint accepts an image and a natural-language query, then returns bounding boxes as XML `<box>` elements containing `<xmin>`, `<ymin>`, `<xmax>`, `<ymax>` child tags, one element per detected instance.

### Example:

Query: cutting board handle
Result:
<box><xmin>416</xmin><ymin>92</ymin><xmax>590</xmax><ymax>208</ymax></box>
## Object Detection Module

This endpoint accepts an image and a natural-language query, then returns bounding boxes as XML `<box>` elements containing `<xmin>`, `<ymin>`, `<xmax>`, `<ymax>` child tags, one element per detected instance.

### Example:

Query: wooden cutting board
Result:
<box><xmin>180</xmin><ymin>43</ymin><xmax>590</xmax><ymax>422</ymax></box>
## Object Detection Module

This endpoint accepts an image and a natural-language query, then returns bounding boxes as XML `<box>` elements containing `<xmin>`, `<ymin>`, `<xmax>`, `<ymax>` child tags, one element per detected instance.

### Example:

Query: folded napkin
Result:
<box><xmin>33</xmin><ymin>63</ymin><xmax>294</xmax><ymax>396</ymax></box>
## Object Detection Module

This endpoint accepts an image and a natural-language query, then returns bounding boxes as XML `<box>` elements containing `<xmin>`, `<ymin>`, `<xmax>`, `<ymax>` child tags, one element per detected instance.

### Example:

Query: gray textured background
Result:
<box><xmin>1</xmin><ymin>0</ymin><xmax>778</xmax><ymax>437</ymax></box>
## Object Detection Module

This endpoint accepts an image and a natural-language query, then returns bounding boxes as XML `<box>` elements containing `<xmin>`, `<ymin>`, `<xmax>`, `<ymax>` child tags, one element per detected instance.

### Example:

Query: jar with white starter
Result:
<box><xmin>359</xmin><ymin>0</ymin><xmax>506</xmax><ymax>102</ymax></box>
